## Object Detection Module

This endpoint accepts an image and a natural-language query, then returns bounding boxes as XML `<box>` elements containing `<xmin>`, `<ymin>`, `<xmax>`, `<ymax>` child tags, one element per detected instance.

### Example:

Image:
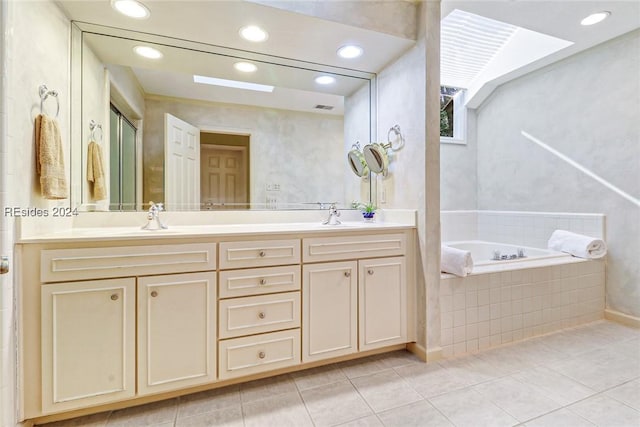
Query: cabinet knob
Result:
<box><xmin>258</xmin><ymin>311</ymin><xmax>266</xmax><ymax>319</ymax></box>
<box><xmin>150</xmin><ymin>290</ymin><xmax>158</xmax><ymax>297</ymax></box>
<box><xmin>259</xmin><ymin>251</ymin><xmax>266</xmax><ymax>257</ymax></box>
<box><xmin>258</xmin><ymin>351</ymin><xmax>266</xmax><ymax>359</ymax></box>
<box><xmin>344</xmin><ymin>271</ymin><xmax>351</xmax><ymax>277</ymax></box>
<box><xmin>259</xmin><ymin>279</ymin><xmax>267</xmax><ymax>285</ymax></box>
<box><xmin>110</xmin><ymin>294</ymin><xmax>119</xmax><ymax>301</ymax></box>
<box><xmin>367</xmin><ymin>269</ymin><xmax>374</xmax><ymax>275</ymax></box>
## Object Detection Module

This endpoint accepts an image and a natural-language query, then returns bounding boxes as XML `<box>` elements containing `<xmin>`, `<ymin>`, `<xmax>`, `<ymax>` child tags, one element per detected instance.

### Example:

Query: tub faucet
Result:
<box><xmin>323</xmin><ymin>203</ymin><xmax>341</xmax><ymax>225</ymax></box>
<box><xmin>142</xmin><ymin>201</ymin><xmax>168</xmax><ymax>230</ymax></box>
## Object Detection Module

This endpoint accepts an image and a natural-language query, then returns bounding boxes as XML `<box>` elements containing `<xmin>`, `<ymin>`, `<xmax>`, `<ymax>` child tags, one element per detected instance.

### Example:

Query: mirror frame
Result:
<box><xmin>70</xmin><ymin>21</ymin><xmax>378</xmax><ymax>211</ymax></box>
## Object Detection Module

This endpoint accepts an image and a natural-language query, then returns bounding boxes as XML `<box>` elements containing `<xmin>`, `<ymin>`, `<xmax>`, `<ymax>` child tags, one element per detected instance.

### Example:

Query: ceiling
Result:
<box><xmin>58</xmin><ymin>1</ymin><xmax>640</xmax><ymax>113</ymax></box>
<box><xmin>443</xmin><ymin>0</ymin><xmax>640</xmax><ymax>106</ymax></box>
<box><xmin>58</xmin><ymin>0</ymin><xmax>415</xmax><ymax>115</ymax></box>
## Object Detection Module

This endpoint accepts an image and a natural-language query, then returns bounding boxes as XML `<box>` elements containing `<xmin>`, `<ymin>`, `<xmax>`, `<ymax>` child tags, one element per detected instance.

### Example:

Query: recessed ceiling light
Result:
<box><xmin>234</xmin><ymin>62</ymin><xmax>258</xmax><ymax>73</ymax></box>
<box><xmin>111</xmin><ymin>0</ymin><xmax>150</xmax><ymax>19</ymax></box>
<box><xmin>194</xmin><ymin>75</ymin><xmax>274</xmax><ymax>92</ymax></box>
<box><xmin>315</xmin><ymin>75</ymin><xmax>336</xmax><ymax>85</ymax></box>
<box><xmin>580</xmin><ymin>11</ymin><xmax>611</xmax><ymax>26</ymax></box>
<box><xmin>337</xmin><ymin>45</ymin><xmax>363</xmax><ymax>59</ymax></box>
<box><xmin>133</xmin><ymin>45</ymin><xmax>163</xmax><ymax>59</ymax></box>
<box><xmin>239</xmin><ymin>25</ymin><xmax>269</xmax><ymax>42</ymax></box>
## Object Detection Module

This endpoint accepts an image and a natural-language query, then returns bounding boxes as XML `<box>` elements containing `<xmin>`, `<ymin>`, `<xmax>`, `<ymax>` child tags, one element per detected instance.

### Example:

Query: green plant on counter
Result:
<box><xmin>352</xmin><ymin>201</ymin><xmax>377</xmax><ymax>213</ymax></box>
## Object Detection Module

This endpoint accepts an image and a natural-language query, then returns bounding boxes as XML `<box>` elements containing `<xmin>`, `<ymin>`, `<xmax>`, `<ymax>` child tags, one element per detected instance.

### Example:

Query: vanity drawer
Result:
<box><xmin>219</xmin><ymin>239</ymin><xmax>300</xmax><ymax>269</ymax></box>
<box><xmin>303</xmin><ymin>234</ymin><xmax>406</xmax><ymax>263</ymax></box>
<box><xmin>219</xmin><ymin>292</ymin><xmax>300</xmax><ymax>339</ymax></box>
<box><xmin>218</xmin><ymin>329</ymin><xmax>300</xmax><ymax>380</ymax></box>
<box><xmin>40</xmin><ymin>243</ymin><xmax>217</xmax><ymax>283</ymax></box>
<box><xmin>219</xmin><ymin>265</ymin><xmax>300</xmax><ymax>298</ymax></box>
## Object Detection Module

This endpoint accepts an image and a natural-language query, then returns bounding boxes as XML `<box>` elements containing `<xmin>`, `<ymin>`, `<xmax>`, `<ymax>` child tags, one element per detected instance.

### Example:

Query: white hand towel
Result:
<box><xmin>547</xmin><ymin>230</ymin><xmax>607</xmax><ymax>259</ymax></box>
<box><xmin>441</xmin><ymin>245</ymin><xmax>473</xmax><ymax>277</ymax></box>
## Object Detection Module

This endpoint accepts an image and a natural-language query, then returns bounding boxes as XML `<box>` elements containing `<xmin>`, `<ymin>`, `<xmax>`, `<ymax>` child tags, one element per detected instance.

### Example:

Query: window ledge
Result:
<box><xmin>440</xmin><ymin>137</ymin><xmax>466</xmax><ymax>145</ymax></box>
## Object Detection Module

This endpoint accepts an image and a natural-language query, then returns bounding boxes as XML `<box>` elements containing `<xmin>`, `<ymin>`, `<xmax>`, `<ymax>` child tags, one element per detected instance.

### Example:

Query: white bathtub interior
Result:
<box><xmin>445</xmin><ymin>240</ymin><xmax>570</xmax><ymax>266</ymax></box>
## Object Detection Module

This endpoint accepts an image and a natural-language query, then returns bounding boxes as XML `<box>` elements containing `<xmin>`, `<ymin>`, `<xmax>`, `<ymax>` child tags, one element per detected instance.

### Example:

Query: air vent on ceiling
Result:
<box><xmin>314</xmin><ymin>104</ymin><xmax>334</xmax><ymax>110</ymax></box>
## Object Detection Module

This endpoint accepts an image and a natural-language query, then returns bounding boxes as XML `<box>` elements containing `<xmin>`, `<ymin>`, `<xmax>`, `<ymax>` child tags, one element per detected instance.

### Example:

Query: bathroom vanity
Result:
<box><xmin>16</xmin><ymin>217</ymin><xmax>417</xmax><ymax>423</ymax></box>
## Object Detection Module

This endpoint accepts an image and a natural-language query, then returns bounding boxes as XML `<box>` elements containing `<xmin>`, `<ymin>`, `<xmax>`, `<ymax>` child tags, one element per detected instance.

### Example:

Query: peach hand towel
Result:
<box><xmin>35</xmin><ymin>114</ymin><xmax>68</xmax><ymax>199</ymax></box>
<box><xmin>87</xmin><ymin>140</ymin><xmax>107</xmax><ymax>200</ymax></box>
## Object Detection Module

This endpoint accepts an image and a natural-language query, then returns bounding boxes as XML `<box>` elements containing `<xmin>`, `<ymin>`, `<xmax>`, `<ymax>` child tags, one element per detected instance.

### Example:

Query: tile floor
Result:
<box><xmin>40</xmin><ymin>320</ymin><xmax>639</xmax><ymax>427</ymax></box>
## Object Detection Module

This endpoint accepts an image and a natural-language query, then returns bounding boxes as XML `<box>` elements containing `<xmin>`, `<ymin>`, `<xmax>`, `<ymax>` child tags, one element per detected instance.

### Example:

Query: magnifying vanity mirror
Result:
<box><xmin>347</xmin><ymin>142</ymin><xmax>369</xmax><ymax>178</ymax></box>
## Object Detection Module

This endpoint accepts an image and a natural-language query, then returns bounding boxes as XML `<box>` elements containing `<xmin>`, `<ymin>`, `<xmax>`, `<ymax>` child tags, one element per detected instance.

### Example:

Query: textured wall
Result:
<box><xmin>440</xmin><ymin>109</ymin><xmax>477</xmax><ymax>210</ymax></box>
<box><xmin>476</xmin><ymin>30</ymin><xmax>640</xmax><ymax>318</ymax></box>
<box><xmin>143</xmin><ymin>97</ymin><xmax>345</xmax><ymax>208</ymax></box>
<box><xmin>3</xmin><ymin>1</ymin><xmax>71</xmax><ymax>424</ymax></box>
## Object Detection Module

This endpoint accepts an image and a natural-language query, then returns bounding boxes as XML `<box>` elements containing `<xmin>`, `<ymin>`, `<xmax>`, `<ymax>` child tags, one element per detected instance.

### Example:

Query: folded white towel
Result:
<box><xmin>548</xmin><ymin>230</ymin><xmax>607</xmax><ymax>259</ymax></box>
<box><xmin>441</xmin><ymin>245</ymin><xmax>474</xmax><ymax>277</ymax></box>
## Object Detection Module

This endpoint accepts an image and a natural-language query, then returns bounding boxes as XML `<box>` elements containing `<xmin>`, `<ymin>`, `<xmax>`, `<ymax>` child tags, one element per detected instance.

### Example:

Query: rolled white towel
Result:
<box><xmin>548</xmin><ymin>230</ymin><xmax>607</xmax><ymax>259</ymax></box>
<box><xmin>441</xmin><ymin>245</ymin><xmax>473</xmax><ymax>277</ymax></box>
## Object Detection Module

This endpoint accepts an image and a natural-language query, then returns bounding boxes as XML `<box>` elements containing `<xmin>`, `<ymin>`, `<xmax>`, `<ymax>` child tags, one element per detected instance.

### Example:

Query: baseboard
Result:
<box><xmin>605</xmin><ymin>309</ymin><xmax>640</xmax><ymax>328</ymax></box>
<box><xmin>406</xmin><ymin>342</ymin><xmax>426</xmax><ymax>362</ymax></box>
<box><xmin>426</xmin><ymin>346</ymin><xmax>443</xmax><ymax>362</ymax></box>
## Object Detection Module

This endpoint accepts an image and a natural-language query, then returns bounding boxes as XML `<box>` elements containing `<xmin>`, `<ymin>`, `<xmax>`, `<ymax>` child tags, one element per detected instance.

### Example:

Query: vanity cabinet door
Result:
<box><xmin>137</xmin><ymin>272</ymin><xmax>216</xmax><ymax>395</ymax></box>
<box><xmin>302</xmin><ymin>261</ymin><xmax>357</xmax><ymax>362</ymax></box>
<box><xmin>359</xmin><ymin>257</ymin><xmax>407</xmax><ymax>351</ymax></box>
<box><xmin>41</xmin><ymin>278</ymin><xmax>136</xmax><ymax>414</ymax></box>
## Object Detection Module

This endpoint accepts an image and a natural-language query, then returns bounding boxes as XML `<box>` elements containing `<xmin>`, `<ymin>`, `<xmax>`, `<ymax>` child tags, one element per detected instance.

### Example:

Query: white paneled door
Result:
<box><xmin>164</xmin><ymin>113</ymin><xmax>200</xmax><ymax>210</ymax></box>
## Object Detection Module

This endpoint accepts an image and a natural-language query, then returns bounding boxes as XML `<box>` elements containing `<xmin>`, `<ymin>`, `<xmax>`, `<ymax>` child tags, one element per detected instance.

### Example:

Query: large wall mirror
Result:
<box><xmin>70</xmin><ymin>19</ymin><xmax>379</xmax><ymax>212</ymax></box>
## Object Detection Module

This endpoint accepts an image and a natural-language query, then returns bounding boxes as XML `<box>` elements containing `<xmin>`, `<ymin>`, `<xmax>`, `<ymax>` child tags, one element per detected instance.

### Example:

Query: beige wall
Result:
<box><xmin>143</xmin><ymin>97</ymin><xmax>344</xmax><ymax>208</ymax></box>
<box><xmin>3</xmin><ymin>1</ymin><xmax>72</xmax><ymax>424</ymax></box>
<box><xmin>370</xmin><ymin>1</ymin><xmax>441</xmax><ymax>353</ymax></box>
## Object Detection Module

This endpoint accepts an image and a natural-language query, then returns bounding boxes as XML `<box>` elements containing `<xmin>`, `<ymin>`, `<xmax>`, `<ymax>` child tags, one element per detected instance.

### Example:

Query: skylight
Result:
<box><xmin>193</xmin><ymin>75</ymin><xmax>274</xmax><ymax>92</ymax></box>
<box><xmin>441</xmin><ymin>9</ymin><xmax>518</xmax><ymax>89</ymax></box>
<box><xmin>441</xmin><ymin>9</ymin><xmax>574</xmax><ymax>96</ymax></box>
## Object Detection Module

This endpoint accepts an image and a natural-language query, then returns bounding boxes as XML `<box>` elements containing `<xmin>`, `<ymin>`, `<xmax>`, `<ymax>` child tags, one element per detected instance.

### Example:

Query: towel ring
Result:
<box><xmin>387</xmin><ymin>124</ymin><xmax>405</xmax><ymax>151</ymax></box>
<box><xmin>39</xmin><ymin>84</ymin><xmax>60</xmax><ymax>118</ymax></box>
<box><xmin>89</xmin><ymin>120</ymin><xmax>103</xmax><ymax>142</ymax></box>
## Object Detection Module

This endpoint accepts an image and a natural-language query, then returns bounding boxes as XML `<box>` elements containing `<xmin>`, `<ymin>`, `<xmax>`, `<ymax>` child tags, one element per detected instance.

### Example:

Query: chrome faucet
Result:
<box><xmin>141</xmin><ymin>201</ymin><xmax>168</xmax><ymax>230</ymax></box>
<box><xmin>323</xmin><ymin>203</ymin><xmax>341</xmax><ymax>225</ymax></box>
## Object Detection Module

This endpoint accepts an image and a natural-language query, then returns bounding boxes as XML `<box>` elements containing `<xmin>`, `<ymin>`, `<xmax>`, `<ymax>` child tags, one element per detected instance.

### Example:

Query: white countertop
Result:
<box><xmin>17</xmin><ymin>221</ymin><xmax>415</xmax><ymax>243</ymax></box>
<box><xmin>15</xmin><ymin>209</ymin><xmax>417</xmax><ymax>243</ymax></box>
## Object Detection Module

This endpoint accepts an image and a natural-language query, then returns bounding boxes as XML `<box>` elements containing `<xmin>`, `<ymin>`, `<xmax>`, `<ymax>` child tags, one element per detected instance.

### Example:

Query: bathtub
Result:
<box><xmin>439</xmin><ymin>240</ymin><xmax>604</xmax><ymax>358</ymax></box>
<box><xmin>444</xmin><ymin>240</ymin><xmax>570</xmax><ymax>267</ymax></box>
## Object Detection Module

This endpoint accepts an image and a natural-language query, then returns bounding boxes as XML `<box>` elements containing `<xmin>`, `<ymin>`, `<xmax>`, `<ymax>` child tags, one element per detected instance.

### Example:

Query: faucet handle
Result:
<box><xmin>155</xmin><ymin>203</ymin><xmax>164</xmax><ymax>212</ymax></box>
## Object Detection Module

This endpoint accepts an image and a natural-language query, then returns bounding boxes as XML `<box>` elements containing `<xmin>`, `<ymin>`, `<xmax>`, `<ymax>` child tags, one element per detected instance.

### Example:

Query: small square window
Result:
<box><xmin>440</xmin><ymin>86</ymin><xmax>466</xmax><ymax>144</ymax></box>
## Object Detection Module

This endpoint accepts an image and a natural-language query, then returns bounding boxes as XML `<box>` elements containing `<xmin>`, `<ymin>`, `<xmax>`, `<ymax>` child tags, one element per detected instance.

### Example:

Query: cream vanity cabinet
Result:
<box><xmin>40</xmin><ymin>278</ymin><xmax>136</xmax><ymax>414</ymax></box>
<box><xmin>302</xmin><ymin>234</ymin><xmax>408</xmax><ymax>362</ymax></box>
<box><xmin>20</xmin><ymin>228</ymin><xmax>414</xmax><ymax>423</ymax></box>
<box><xmin>137</xmin><ymin>272</ymin><xmax>217</xmax><ymax>395</ymax></box>
<box><xmin>31</xmin><ymin>243</ymin><xmax>217</xmax><ymax>415</ymax></box>
<box><xmin>217</xmin><ymin>239</ymin><xmax>302</xmax><ymax>380</ymax></box>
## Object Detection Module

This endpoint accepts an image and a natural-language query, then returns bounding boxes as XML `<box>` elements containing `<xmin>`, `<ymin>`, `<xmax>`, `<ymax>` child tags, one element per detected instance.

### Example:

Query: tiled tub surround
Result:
<box><xmin>440</xmin><ymin>260</ymin><xmax>605</xmax><ymax>357</ymax></box>
<box><xmin>441</xmin><ymin>210</ymin><xmax>605</xmax><ymax>247</ymax></box>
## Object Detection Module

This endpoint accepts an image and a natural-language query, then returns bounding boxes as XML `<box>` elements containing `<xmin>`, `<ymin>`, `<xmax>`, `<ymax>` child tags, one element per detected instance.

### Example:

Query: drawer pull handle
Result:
<box><xmin>344</xmin><ymin>271</ymin><xmax>351</xmax><ymax>277</ymax></box>
<box><xmin>258</xmin><ymin>311</ymin><xmax>266</xmax><ymax>319</ymax></box>
<box><xmin>150</xmin><ymin>291</ymin><xmax>158</xmax><ymax>298</ymax></box>
<box><xmin>110</xmin><ymin>294</ymin><xmax>119</xmax><ymax>301</ymax></box>
<box><xmin>258</xmin><ymin>351</ymin><xmax>266</xmax><ymax>359</ymax></box>
<box><xmin>259</xmin><ymin>251</ymin><xmax>266</xmax><ymax>257</ymax></box>
<box><xmin>259</xmin><ymin>279</ymin><xmax>267</xmax><ymax>285</ymax></box>
<box><xmin>367</xmin><ymin>269</ymin><xmax>374</xmax><ymax>275</ymax></box>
